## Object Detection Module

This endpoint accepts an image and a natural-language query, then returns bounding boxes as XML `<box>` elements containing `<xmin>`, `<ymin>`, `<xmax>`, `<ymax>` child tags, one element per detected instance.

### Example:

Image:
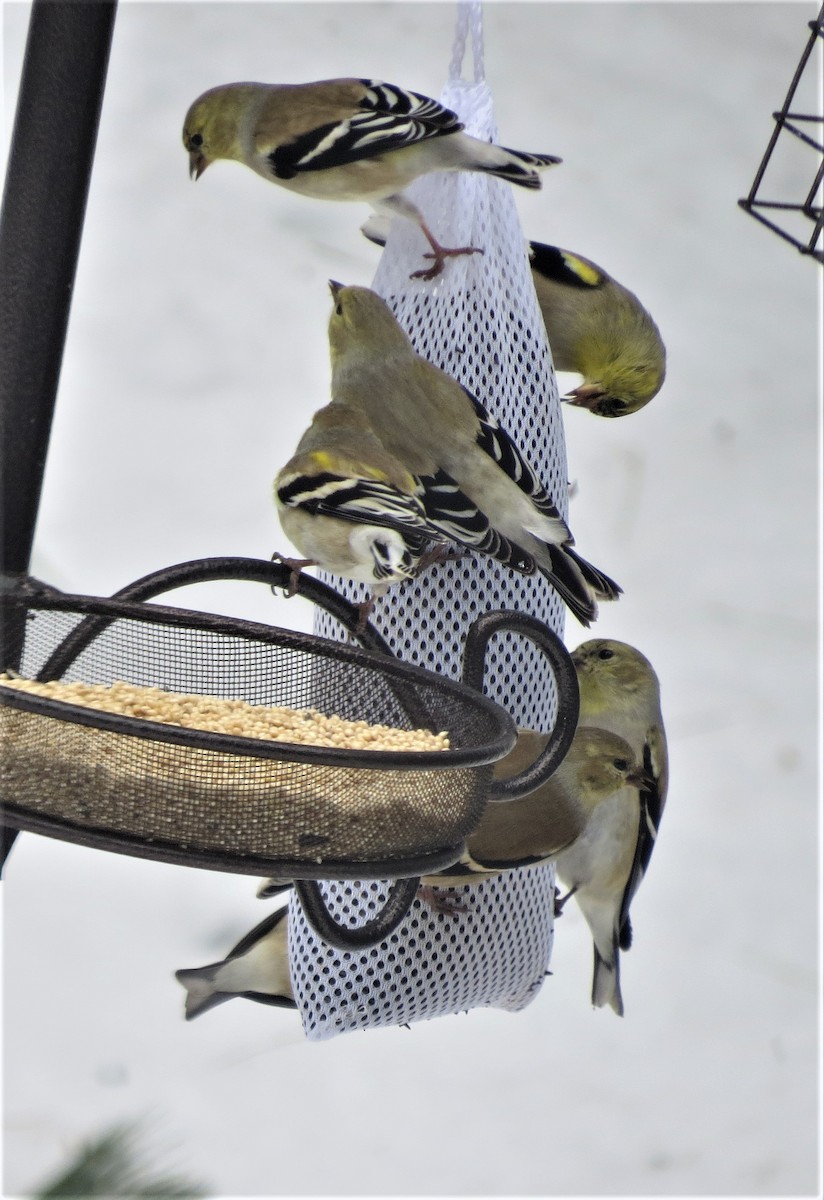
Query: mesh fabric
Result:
<box><xmin>287</xmin><ymin>33</ymin><xmax>568</xmax><ymax>1038</ymax></box>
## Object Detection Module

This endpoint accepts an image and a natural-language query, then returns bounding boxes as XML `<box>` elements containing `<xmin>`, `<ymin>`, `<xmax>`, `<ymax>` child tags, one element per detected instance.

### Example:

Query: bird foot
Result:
<box><xmin>414</xmin><ymin>545</ymin><xmax>466</xmax><ymax>575</ymax></box>
<box><xmin>270</xmin><ymin>552</ymin><xmax>316</xmax><ymax>597</ymax></box>
<box><xmin>410</xmin><ymin>245</ymin><xmax>484</xmax><ymax>282</ymax></box>
<box><xmin>554</xmin><ymin>884</ymin><xmax>577</xmax><ymax>917</ymax></box>
<box><xmin>354</xmin><ymin>596</ymin><xmax>375</xmax><ymax>634</ymax></box>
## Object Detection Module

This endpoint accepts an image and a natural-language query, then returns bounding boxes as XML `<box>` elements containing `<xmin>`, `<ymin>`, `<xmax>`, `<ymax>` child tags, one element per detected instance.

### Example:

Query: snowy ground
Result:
<box><xmin>2</xmin><ymin>2</ymin><xmax>821</xmax><ymax>1196</ymax></box>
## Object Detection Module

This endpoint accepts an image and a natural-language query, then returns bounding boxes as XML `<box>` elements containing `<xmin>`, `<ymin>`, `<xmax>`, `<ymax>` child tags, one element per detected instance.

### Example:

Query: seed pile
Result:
<box><xmin>0</xmin><ymin>674</ymin><xmax>449</xmax><ymax>753</ymax></box>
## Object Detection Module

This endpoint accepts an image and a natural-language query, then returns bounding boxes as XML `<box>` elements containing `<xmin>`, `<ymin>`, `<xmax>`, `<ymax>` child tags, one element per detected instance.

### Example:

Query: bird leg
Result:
<box><xmin>270</xmin><ymin>552</ymin><xmax>316</xmax><ymax>596</ymax></box>
<box><xmin>411</xmin><ymin>219</ymin><xmax>484</xmax><ymax>281</ymax></box>
<box><xmin>354</xmin><ymin>595</ymin><xmax>376</xmax><ymax>634</ymax></box>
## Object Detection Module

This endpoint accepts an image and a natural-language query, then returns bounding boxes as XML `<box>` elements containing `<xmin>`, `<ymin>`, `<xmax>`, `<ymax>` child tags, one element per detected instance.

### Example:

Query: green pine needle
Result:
<box><xmin>34</xmin><ymin>1120</ymin><xmax>208</xmax><ymax>1199</ymax></box>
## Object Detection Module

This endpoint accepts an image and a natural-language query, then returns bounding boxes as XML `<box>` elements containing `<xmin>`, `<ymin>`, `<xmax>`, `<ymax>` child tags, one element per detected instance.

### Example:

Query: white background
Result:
<box><xmin>2</xmin><ymin>2</ymin><xmax>821</xmax><ymax>1196</ymax></box>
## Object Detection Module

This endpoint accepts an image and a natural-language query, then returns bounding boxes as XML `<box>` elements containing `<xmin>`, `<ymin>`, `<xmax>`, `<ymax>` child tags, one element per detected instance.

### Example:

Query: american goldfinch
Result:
<box><xmin>571</xmin><ymin>638</ymin><xmax>668</xmax><ymax>948</ymax></box>
<box><xmin>528</xmin><ymin>243</ymin><xmax>666</xmax><ymax>417</ymax></box>
<box><xmin>360</xmin><ymin>219</ymin><xmax>665</xmax><ymax>415</ymax></box>
<box><xmin>327</xmin><ymin>282</ymin><xmax>622</xmax><ymax>625</ymax></box>
<box><xmin>273</xmin><ymin>401</ymin><xmax>451</xmax><ymax>623</ymax></box>
<box><xmin>175</xmin><ymin>907</ymin><xmax>295</xmax><ymax>1020</ymax></box>
<box><xmin>554</xmin><ymin>640</ymin><xmax>666</xmax><ymax>1016</ymax></box>
<box><xmin>182</xmin><ymin>78</ymin><xmax>560</xmax><ymax>279</ymax></box>
<box><xmin>420</xmin><ymin>726</ymin><xmax>644</xmax><ymax>904</ymax></box>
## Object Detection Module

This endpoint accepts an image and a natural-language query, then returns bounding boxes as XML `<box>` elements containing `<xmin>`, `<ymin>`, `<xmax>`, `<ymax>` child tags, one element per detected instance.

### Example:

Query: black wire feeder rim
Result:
<box><xmin>0</xmin><ymin>589</ymin><xmax>517</xmax><ymax>772</ymax></box>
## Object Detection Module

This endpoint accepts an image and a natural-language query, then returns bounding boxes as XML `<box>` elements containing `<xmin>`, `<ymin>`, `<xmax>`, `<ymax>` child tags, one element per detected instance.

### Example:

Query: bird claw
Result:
<box><xmin>270</xmin><ymin>552</ymin><xmax>316</xmax><ymax>597</ymax></box>
<box><xmin>414</xmin><ymin>545</ymin><xmax>466</xmax><ymax>575</ymax></box>
<box><xmin>410</xmin><ymin>245</ymin><xmax>484</xmax><ymax>281</ymax></box>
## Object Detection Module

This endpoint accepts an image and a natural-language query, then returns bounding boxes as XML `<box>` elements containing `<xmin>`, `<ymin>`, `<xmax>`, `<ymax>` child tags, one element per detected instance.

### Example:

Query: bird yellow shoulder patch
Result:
<box><xmin>560</xmin><ymin>251</ymin><xmax>603</xmax><ymax>287</ymax></box>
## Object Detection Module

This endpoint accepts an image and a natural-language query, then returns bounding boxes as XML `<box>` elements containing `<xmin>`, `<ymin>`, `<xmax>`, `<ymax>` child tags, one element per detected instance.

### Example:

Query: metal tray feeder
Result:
<box><xmin>0</xmin><ymin>557</ymin><xmax>579</xmax><ymax>948</ymax></box>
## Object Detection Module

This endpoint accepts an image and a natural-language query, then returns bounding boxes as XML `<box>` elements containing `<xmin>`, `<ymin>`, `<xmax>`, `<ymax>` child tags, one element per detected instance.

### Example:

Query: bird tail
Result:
<box><xmin>563</xmin><ymin>545</ymin><xmax>623</xmax><ymax>602</ymax></box>
<box><xmin>539</xmin><ymin>543</ymin><xmax>621</xmax><ymax>627</ymax></box>
<box><xmin>175</xmin><ymin>965</ymin><xmax>231</xmax><ymax>1021</ymax></box>
<box><xmin>466</xmin><ymin>140</ymin><xmax>562</xmax><ymax>189</ymax></box>
<box><xmin>592</xmin><ymin>944</ymin><xmax>624</xmax><ymax>1016</ymax></box>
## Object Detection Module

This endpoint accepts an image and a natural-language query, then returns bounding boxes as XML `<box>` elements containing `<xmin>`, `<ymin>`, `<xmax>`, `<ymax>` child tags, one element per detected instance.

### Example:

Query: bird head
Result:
<box><xmin>182</xmin><ymin>84</ymin><xmax>255</xmax><ymax>179</ymax></box>
<box><xmin>562</xmin><ymin>330</ymin><xmax>666</xmax><ymax>417</ymax></box>
<box><xmin>572</xmin><ymin>639</ymin><xmax>661</xmax><ymax>726</ymax></box>
<box><xmin>327</xmin><ymin>282</ymin><xmax>411</xmax><ymax>366</ymax></box>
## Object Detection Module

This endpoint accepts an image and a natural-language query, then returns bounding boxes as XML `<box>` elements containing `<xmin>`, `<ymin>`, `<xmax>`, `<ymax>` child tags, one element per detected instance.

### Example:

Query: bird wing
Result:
<box><xmin>462</xmin><ymin>387</ymin><xmax>570</xmax><ymax>528</ymax></box>
<box><xmin>529</xmin><ymin>241</ymin><xmax>606</xmax><ymax>290</ymax></box>
<box><xmin>617</xmin><ymin>732</ymin><xmax>666</xmax><ymax>951</ymax></box>
<box><xmin>276</xmin><ymin>467</ymin><xmax>442</xmax><ymax>550</ymax></box>
<box><xmin>269</xmin><ymin>79</ymin><xmax>462</xmax><ymax>179</ymax></box>
<box><xmin>417</xmin><ymin>467</ymin><xmax>535</xmax><ymax>574</ymax></box>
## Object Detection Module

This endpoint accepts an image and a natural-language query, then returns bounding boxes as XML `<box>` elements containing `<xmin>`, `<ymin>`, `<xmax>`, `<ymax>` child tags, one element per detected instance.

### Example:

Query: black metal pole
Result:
<box><xmin>1</xmin><ymin>0</ymin><xmax>117</xmax><ymax>574</ymax></box>
<box><xmin>1</xmin><ymin>0</ymin><xmax>118</xmax><ymax>867</ymax></box>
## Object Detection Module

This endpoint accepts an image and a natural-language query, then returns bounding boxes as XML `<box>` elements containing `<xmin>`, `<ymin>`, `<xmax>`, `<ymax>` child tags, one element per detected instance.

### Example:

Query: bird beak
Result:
<box><xmin>189</xmin><ymin>151</ymin><xmax>209</xmax><ymax>181</ymax></box>
<box><xmin>563</xmin><ymin>384</ymin><xmax>604</xmax><ymax>409</ymax></box>
<box><xmin>328</xmin><ymin>280</ymin><xmax>344</xmax><ymax>298</ymax></box>
<box><xmin>628</xmin><ymin>767</ymin><xmax>656</xmax><ymax>790</ymax></box>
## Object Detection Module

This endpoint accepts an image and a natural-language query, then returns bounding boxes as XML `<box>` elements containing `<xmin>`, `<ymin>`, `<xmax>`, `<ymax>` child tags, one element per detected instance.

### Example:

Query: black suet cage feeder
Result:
<box><xmin>739</xmin><ymin>6</ymin><xmax>824</xmax><ymax>263</ymax></box>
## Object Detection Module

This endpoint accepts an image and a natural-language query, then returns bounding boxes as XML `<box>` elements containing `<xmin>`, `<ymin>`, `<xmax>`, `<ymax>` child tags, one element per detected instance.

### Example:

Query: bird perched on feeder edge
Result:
<box><xmin>360</xmin><ymin>218</ymin><xmax>666</xmax><ymax>415</ymax></box>
<box><xmin>417</xmin><ymin>725</ymin><xmax>646</xmax><ymax>912</ymax></box>
<box><xmin>182</xmin><ymin>77</ymin><xmax>561</xmax><ymax>279</ymax></box>
<box><xmin>273</xmin><ymin>401</ymin><xmax>454</xmax><ymax>628</ymax></box>
<box><xmin>326</xmin><ymin>282</ymin><xmax>622</xmax><ymax>626</ymax></box>
<box><xmin>175</xmin><ymin>905</ymin><xmax>296</xmax><ymax>1019</ymax></box>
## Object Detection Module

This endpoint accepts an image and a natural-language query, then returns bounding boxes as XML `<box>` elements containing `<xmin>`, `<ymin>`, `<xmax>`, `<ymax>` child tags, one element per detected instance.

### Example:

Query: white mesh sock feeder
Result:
<box><xmin>287</xmin><ymin>3</ymin><xmax>580</xmax><ymax>1038</ymax></box>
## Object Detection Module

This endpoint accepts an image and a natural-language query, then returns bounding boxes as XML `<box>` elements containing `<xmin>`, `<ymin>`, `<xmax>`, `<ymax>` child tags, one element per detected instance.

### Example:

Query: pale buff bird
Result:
<box><xmin>326</xmin><ymin>282</ymin><xmax>621</xmax><ymax>625</ymax></box>
<box><xmin>182</xmin><ymin>78</ymin><xmax>560</xmax><ymax>279</ymax></box>
<box><xmin>419</xmin><ymin>726</ymin><xmax>645</xmax><ymax>910</ymax></box>
<box><xmin>552</xmin><ymin>639</ymin><xmax>666</xmax><ymax>1016</ymax></box>
<box><xmin>175</xmin><ymin>907</ymin><xmax>295</xmax><ymax>1019</ymax></box>
<box><xmin>571</xmin><ymin>637</ymin><xmax>668</xmax><ymax>942</ymax></box>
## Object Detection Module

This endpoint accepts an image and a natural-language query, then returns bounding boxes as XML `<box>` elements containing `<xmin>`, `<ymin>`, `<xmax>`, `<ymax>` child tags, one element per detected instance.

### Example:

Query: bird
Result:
<box><xmin>360</xmin><ymin>218</ymin><xmax>665</xmax><ymax>415</ymax></box>
<box><xmin>418</xmin><ymin>726</ymin><xmax>645</xmax><ymax>910</ymax></box>
<box><xmin>175</xmin><ymin>906</ymin><xmax>296</xmax><ymax>1019</ymax></box>
<box><xmin>182</xmin><ymin>78</ymin><xmax>561</xmax><ymax>279</ymax></box>
<box><xmin>528</xmin><ymin>242</ymin><xmax>666</xmax><ymax>417</ymax></box>
<box><xmin>571</xmin><ymin>637</ymin><xmax>668</xmax><ymax>944</ymax></box>
<box><xmin>553</xmin><ymin>639</ymin><xmax>667</xmax><ymax>1016</ymax></box>
<box><xmin>326</xmin><ymin>282</ymin><xmax>622</xmax><ymax>625</ymax></box>
<box><xmin>273</xmin><ymin>401</ymin><xmax>452</xmax><ymax>626</ymax></box>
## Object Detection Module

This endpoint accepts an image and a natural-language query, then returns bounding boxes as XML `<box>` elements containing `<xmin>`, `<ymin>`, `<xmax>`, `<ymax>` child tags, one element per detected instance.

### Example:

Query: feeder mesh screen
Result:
<box><xmin>288</xmin><ymin>70</ymin><xmax>566</xmax><ymax>1038</ymax></box>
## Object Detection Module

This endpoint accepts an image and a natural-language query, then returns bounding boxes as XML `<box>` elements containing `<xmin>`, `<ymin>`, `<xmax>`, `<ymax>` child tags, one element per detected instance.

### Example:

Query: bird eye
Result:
<box><xmin>597</xmin><ymin>647</ymin><xmax>614</xmax><ymax>660</ymax></box>
<box><xmin>613</xmin><ymin>758</ymin><xmax>629</xmax><ymax>771</ymax></box>
<box><xmin>189</xmin><ymin>133</ymin><xmax>204</xmax><ymax>148</ymax></box>
<box><xmin>335</xmin><ymin>303</ymin><xmax>343</xmax><ymax>316</ymax></box>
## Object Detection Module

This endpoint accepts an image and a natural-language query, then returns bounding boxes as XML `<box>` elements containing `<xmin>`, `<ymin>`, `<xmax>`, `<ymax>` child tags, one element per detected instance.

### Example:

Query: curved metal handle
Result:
<box><xmin>33</xmin><ymin>556</ymin><xmax>393</xmax><ymax>680</ymax></box>
<box><xmin>461</xmin><ymin>610</ymin><xmax>579</xmax><ymax>803</ymax></box>
<box><xmin>294</xmin><ymin>877</ymin><xmax>420</xmax><ymax>950</ymax></box>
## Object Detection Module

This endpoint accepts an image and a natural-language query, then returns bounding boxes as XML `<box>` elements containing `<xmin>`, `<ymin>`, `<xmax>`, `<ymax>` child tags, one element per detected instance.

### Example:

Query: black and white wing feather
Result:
<box><xmin>270</xmin><ymin>79</ymin><xmax>462</xmax><ymax>179</ymax></box>
<box><xmin>462</xmin><ymin>387</ymin><xmax>570</xmax><ymax>526</ymax></box>
<box><xmin>276</xmin><ymin>466</ymin><xmax>444</xmax><ymax>552</ymax></box>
